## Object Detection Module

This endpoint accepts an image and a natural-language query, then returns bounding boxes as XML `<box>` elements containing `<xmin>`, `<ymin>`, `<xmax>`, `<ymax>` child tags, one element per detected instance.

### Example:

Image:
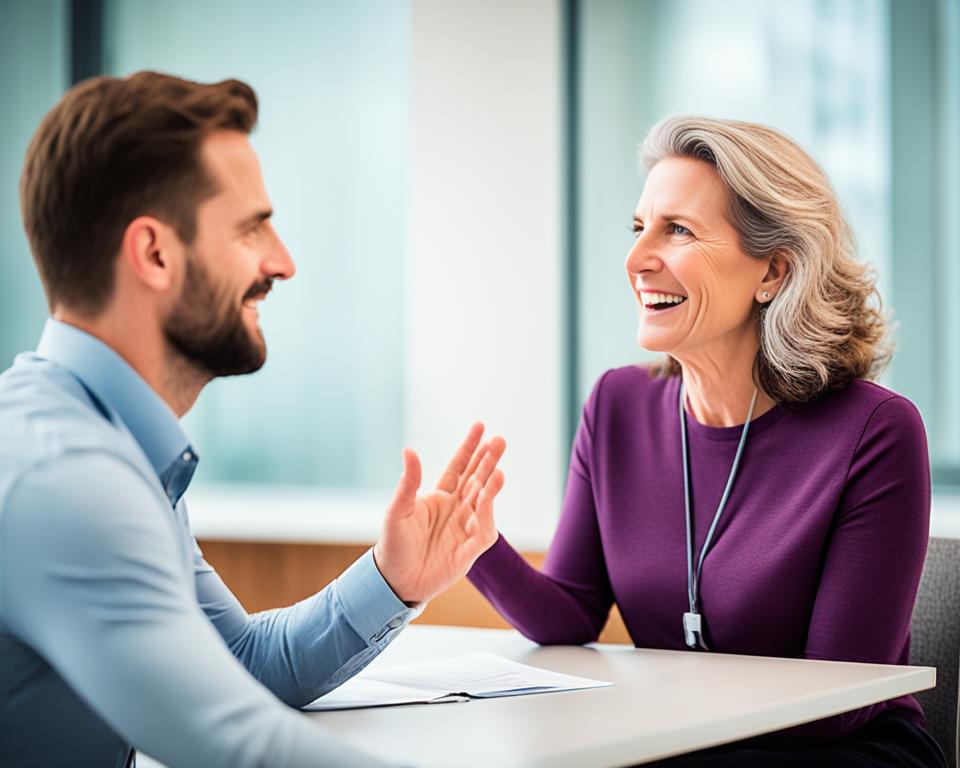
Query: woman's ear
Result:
<box><xmin>757</xmin><ymin>251</ymin><xmax>789</xmax><ymax>303</ymax></box>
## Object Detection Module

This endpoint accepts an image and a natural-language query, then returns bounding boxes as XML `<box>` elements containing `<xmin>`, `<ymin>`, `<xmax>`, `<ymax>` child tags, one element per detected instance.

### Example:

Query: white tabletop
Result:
<box><xmin>308</xmin><ymin>624</ymin><xmax>935</xmax><ymax>767</ymax></box>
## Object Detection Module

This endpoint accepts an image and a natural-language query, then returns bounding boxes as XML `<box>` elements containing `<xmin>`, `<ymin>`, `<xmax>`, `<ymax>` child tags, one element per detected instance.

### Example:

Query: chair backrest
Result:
<box><xmin>910</xmin><ymin>536</ymin><xmax>960</xmax><ymax>767</ymax></box>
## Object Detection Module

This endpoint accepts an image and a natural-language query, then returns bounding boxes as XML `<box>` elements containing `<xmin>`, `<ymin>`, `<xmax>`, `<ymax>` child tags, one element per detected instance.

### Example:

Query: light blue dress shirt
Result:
<box><xmin>0</xmin><ymin>319</ymin><xmax>416</xmax><ymax>767</ymax></box>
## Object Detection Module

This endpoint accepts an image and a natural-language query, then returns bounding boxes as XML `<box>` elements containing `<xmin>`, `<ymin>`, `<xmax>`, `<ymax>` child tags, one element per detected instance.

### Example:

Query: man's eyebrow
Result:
<box><xmin>237</xmin><ymin>209</ymin><xmax>273</xmax><ymax>231</ymax></box>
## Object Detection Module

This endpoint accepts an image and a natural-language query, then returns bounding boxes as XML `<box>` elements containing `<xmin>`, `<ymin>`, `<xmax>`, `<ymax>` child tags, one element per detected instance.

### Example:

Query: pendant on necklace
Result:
<box><xmin>683</xmin><ymin>611</ymin><xmax>702</xmax><ymax>649</ymax></box>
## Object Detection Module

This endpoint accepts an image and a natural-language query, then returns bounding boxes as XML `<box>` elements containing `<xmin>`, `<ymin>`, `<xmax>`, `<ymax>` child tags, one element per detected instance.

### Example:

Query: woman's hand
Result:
<box><xmin>373</xmin><ymin>423</ymin><xmax>506</xmax><ymax>605</ymax></box>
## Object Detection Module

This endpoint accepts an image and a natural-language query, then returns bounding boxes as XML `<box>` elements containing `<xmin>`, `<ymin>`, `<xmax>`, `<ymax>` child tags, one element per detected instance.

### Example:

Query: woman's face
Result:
<box><xmin>625</xmin><ymin>157</ymin><xmax>770</xmax><ymax>359</ymax></box>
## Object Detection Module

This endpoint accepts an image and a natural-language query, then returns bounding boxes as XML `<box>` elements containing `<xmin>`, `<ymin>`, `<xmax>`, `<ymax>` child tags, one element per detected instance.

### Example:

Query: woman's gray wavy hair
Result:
<box><xmin>640</xmin><ymin>116</ymin><xmax>891</xmax><ymax>405</ymax></box>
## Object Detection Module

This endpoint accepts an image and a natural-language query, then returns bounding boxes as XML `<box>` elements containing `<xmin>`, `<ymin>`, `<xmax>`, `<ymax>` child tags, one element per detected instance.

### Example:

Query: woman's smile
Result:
<box><xmin>636</xmin><ymin>286</ymin><xmax>689</xmax><ymax>313</ymax></box>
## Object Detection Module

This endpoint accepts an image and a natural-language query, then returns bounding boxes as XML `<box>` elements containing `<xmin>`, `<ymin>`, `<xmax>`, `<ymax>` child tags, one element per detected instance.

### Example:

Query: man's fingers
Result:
<box><xmin>462</xmin><ymin>476</ymin><xmax>482</xmax><ymax>510</ymax></box>
<box><xmin>465</xmin><ymin>453</ymin><xmax>494</xmax><ymax>506</ymax></box>
<box><xmin>404</xmin><ymin>447</ymin><xmax>422</xmax><ymax>488</ymax></box>
<box><xmin>463</xmin><ymin>465</ymin><xmax>505</xmax><ymax>534</ymax></box>
<box><xmin>476</xmin><ymin>437</ymin><xmax>506</xmax><ymax>486</ymax></box>
<box><xmin>435</xmin><ymin>422</ymin><xmax>484</xmax><ymax>493</ymax></box>
<box><xmin>461</xmin><ymin>437</ymin><xmax>506</xmax><ymax>499</ymax></box>
<box><xmin>386</xmin><ymin>448</ymin><xmax>422</xmax><ymax>520</ymax></box>
<box><xmin>456</xmin><ymin>441</ymin><xmax>506</xmax><ymax>532</ymax></box>
<box><xmin>460</xmin><ymin>470</ymin><xmax>505</xmax><ymax>561</ymax></box>
<box><xmin>454</xmin><ymin>440</ymin><xmax>487</xmax><ymax>496</ymax></box>
<box><xmin>473</xmin><ymin>467</ymin><xmax>505</xmax><ymax>513</ymax></box>
<box><xmin>456</xmin><ymin>435</ymin><xmax>506</xmax><ymax>498</ymax></box>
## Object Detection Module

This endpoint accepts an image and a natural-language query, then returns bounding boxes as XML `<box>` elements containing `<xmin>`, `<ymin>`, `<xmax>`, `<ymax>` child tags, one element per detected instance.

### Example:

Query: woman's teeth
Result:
<box><xmin>639</xmin><ymin>291</ymin><xmax>687</xmax><ymax>308</ymax></box>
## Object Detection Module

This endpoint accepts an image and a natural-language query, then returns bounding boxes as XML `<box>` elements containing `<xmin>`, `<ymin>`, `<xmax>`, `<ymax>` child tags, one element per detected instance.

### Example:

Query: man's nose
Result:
<box><xmin>262</xmin><ymin>223</ymin><xmax>295</xmax><ymax>281</ymax></box>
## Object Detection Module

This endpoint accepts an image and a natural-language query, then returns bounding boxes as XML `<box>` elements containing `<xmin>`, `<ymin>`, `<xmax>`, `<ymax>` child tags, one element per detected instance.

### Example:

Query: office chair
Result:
<box><xmin>910</xmin><ymin>536</ymin><xmax>960</xmax><ymax>767</ymax></box>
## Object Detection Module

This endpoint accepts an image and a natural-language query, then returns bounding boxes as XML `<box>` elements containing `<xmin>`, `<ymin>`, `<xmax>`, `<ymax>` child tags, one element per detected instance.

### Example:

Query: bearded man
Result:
<box><xmin>0</xmin><ymin>72</ymin><xmax>505</xmax><ymax>768</ymax></box>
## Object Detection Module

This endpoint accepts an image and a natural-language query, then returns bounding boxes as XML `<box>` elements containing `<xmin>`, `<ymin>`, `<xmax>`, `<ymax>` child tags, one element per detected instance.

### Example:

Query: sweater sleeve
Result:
<box><xmin>767</xmin><ymin>395</ymin><xmax>931</xmax><ymax>746</ymax></box>
<box><xmin>468</xmin><ymin>375</ymin><xmax>615</xmax><ymax>645</ymax></box>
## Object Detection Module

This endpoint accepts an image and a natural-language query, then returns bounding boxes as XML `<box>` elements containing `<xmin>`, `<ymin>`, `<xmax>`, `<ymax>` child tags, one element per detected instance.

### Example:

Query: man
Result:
<box><xmin>0</xmin><ymin>72</ymin><xmax>506</xmax><ymax>767</ymax></box>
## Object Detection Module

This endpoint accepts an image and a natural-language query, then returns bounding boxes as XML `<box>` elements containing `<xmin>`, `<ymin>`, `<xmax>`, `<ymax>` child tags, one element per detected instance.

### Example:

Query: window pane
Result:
<box><xmin>103</xmin><ymin>0</ymin><xmax>409</xmax><ymax>488</ymax></box>
<box><xmin>0</xmin><ymin>0</ymin><xmax>65</xmax><ymax>370</ymax></box>
<box><xmin>936</xmin><ymin>0</ymin><xmax>960</xmax><ymax>469</ymax></box>
<box><xmin>575</xmin><ymin>0</ymin><xmax>960</xmax><ymax>483</ymax></box>
<box><xmin>575</xmin><ymin>0</ymin><xmax>890</xmax><ymax>405</ymax></box>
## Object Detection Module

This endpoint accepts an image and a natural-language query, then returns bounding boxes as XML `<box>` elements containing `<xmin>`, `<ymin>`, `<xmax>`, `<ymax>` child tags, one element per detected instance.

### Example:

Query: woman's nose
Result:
<box><xmin>625</xmin><ymin>232</ymin><xmax>661</xmax><ymax>276</ymax></box>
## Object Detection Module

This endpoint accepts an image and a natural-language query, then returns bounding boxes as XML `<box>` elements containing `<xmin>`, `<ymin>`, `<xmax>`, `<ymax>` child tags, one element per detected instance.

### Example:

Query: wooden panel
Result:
<box><xmin>198</xmin><ymin>540</ymin><xmax>631</xmax><ymax>644</ymax></box>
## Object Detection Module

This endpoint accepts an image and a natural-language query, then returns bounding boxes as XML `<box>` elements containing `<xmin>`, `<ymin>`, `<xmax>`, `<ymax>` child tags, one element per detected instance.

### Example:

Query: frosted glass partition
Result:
<box><xmin>0</xmin><ymin>0</ymin><xmax>65</xmax><ymax>370</ymax></box>
<box><xmin>103</xmin><ymin>0</ymin><xmax>409</xmax><ymax>489</ymax></box>
<box><xmin>0</xmin><ymin>1</ymin><xmax>567</xmax><ymax>547</ymax></box>
<box><xmin>574</xmin><ymin>0</ymin><xmax>890</xmax><ymax>405</ymax></box>
<box><xmin>935</xmin><ymin>0</ymin><xmax>960</xmax><ymax>469</ymax></box>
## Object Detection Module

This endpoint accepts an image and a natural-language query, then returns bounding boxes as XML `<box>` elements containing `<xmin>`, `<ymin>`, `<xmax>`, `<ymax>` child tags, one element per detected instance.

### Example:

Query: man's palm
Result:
<box><xmin>373</xmin><ymin>424</ymin><xmax>506</xmax><ymax>604</ymax></box>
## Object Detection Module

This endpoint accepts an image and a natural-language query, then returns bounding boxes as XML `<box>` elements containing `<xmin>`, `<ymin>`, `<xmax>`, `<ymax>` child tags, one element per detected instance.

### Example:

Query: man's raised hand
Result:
<box><xmin>372</xmin><ymin>423</ymin><xmax>506</xmax><ymax>604</ymax></box>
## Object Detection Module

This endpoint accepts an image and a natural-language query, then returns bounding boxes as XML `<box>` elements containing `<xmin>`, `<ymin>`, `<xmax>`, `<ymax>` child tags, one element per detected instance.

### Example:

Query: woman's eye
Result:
<box><xmin>668</xmin><ymin>223</ymin><xmax>692</xmax><ymax>237</ymax></box>
<box><xmin>631</xmin><ymin>223</ymin><xmax>644</xmax><ymax>237</ymax></box>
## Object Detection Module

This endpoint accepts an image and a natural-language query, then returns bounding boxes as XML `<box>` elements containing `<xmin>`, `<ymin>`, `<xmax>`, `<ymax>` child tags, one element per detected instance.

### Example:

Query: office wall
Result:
<box><xmin>406</xmin><ymin>0</ymin><xmax>566</xmax><ymax>551</ymax></box>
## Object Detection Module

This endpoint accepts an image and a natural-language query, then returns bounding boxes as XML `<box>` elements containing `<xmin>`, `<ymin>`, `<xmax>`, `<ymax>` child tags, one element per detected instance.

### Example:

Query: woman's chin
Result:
<box><xmin>635</xmin><ymin>330</ymin><xmax>676</xmax><ymax>354</ymax></box>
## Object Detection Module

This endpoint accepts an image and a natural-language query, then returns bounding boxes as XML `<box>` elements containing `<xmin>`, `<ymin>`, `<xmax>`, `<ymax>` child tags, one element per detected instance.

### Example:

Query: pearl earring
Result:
<box><xmin>761</xmin><ymin>291</ymin><xmax>770</xmax><ymax>301</ymax></box>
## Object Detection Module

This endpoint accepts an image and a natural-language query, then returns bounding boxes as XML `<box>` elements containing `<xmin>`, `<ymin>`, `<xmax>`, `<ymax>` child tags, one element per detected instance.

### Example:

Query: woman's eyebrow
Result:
<box><xmin>658</xmin><ymin>211</ymin><xmax>706</xmax><ymax>227</ymax></box>
<box><xmin>634</xmin><ymin>211</ymin><xmax>706</xmax><ymax>228</ymax></box>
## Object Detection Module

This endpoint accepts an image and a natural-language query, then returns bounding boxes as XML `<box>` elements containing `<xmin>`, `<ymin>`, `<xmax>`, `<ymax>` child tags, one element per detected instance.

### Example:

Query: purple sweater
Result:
<box><xmin>469</xmin><ymin>366</ymin><xmax>930</xmax><ymax>744</ymax></box>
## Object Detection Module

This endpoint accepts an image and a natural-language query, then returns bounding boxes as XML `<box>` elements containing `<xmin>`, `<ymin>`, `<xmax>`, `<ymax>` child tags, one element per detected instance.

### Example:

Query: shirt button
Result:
<box><xmin>182</xmin><ymin>451</ymin><xmax>192</xmax><ymax>462</ymax></box>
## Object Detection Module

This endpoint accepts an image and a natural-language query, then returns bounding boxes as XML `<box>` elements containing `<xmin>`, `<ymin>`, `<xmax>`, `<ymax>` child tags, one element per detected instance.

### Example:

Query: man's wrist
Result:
<box><xmin>371</xmin><ymin>544</ymin><xmax>420</xmax><ymax>607</ymax></box>
<box><xmin>335</xmin><ymin>549</ymin><xmax>416</xmax><ymax>645</ymax></box>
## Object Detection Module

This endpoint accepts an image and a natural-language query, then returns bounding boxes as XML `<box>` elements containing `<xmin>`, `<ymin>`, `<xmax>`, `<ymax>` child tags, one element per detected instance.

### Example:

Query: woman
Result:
<box><xmin>468</xmin><ymin>116</ymin><xmax>947</xmax><ymax>766</ymax></box>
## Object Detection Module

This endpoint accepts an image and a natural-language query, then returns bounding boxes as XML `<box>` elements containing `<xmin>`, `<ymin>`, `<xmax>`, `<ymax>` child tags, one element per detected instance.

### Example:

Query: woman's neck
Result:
<box><xmin>673</xmin><ymin>336</ymin><xmax>775</xmax><ymax>427</ymax></box>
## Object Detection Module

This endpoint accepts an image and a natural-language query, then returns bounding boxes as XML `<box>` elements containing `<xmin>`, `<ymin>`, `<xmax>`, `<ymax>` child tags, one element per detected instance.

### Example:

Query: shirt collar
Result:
<box><xmin>36</xmin><ymin>318</ymin><xmax>197</xmax><ymax>498</ymax></box>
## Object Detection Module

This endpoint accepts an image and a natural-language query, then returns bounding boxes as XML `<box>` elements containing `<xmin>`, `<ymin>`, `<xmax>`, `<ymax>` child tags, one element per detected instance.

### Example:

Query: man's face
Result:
<box><xmin>164</xmin><ymin>130</ymin><xmax>294</xmax><ymax>377</ymax></box>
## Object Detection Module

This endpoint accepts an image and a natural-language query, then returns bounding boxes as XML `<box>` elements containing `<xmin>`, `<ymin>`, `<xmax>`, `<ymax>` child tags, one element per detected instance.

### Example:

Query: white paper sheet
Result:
<box><xmin>304</xmin><ymin>652</ymin><xmax>612</xmax><ymax>711</ymax></box>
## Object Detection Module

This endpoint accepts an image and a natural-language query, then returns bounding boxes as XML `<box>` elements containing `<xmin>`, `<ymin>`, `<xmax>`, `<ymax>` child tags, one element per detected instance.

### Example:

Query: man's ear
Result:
<box><xmin>119</xmin><ymin>216</ymin><xmax>183</xmax><ymax>294</ymax></box>
<box><xmin>758</xmin><ymin>250</ymin><xmax>789</xmax><ymax>300</ymax></box>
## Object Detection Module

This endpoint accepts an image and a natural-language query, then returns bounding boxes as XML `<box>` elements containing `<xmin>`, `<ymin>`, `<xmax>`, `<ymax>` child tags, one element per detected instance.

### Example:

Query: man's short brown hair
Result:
<box><xmin>20</xmin><ymin>71</ymin><xmax>258</xmax><ymax>315</ymax></box>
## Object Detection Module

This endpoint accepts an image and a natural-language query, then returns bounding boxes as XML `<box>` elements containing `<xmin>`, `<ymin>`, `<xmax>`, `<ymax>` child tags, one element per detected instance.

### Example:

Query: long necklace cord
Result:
<box><xmin>680</xmin><ymin>382</ymin><xmax>758</xmax><ymax>650</ymax></box>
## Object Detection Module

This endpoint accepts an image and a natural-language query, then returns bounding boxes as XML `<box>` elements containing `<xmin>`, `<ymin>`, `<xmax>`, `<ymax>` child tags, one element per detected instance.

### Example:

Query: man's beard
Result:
<box><xmin>164</xmin><ymin>255</ymin><xmax>272</xmax><ymax>378</ymax></box>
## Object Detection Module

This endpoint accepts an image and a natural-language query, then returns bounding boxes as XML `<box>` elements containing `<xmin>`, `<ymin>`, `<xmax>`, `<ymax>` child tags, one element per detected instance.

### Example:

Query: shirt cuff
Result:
<box><xmin>335</xmin><ymin>548</ymin><xmax>421</xmax><ymax>646</ymax></box>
